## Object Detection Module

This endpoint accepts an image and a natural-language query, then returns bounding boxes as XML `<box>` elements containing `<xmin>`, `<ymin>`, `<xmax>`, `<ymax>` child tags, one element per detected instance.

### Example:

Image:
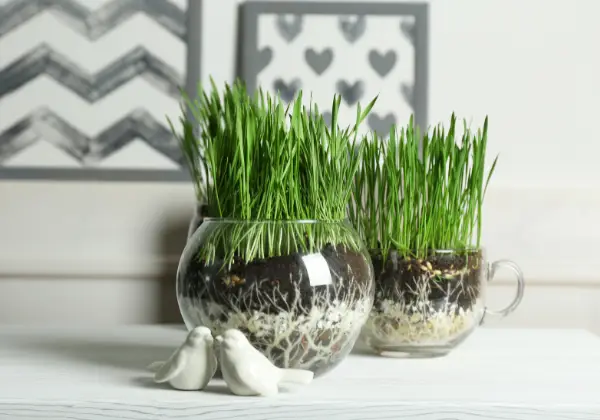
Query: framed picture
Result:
<box><xmin>239</xmin><ymin>1</ymin><xmax>429</xmax><ymax>138</ymax></box>
<box><xmin>0</xmin><ymin>0</ymin><xmax>201</xmax><ymax>181</ymax></box>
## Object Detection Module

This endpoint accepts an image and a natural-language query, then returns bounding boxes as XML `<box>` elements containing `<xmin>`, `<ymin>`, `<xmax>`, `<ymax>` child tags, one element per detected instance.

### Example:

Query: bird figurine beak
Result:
<box><xmin>215</xmin><ymin>335</ymin><xmax>223</xmax><ymax>343</ymax></box>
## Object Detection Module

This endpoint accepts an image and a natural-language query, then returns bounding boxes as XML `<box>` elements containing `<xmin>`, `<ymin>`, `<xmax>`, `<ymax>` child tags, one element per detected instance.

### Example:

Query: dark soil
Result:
<box><xmin>179</xmin><ymin>244</ymin><xmax>372</xmax><ymax>315</ymax></box>
<box><xmin>370</xmin><ymin>249</ymin><xmax>484</xmax><ymax>312</ymax></box>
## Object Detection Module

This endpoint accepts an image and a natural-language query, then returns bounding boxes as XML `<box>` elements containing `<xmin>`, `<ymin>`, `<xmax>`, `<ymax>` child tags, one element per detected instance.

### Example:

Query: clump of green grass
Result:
<box><xmin>169</xmin><ymin>79</ymin><xmax>376</xmax><ymax>264</ymax></box>
<box><xmin>349</xmin><ymin>114</ymin><xmax>498</xmax><ymax>259</ymax></box>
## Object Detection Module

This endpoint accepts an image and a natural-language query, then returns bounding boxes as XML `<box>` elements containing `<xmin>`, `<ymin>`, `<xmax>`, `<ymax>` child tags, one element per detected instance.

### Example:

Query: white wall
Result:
<box><xmin>1</xmin><ymin>0</ymin><xmax>599</xmax><ymax>333</ymax></box>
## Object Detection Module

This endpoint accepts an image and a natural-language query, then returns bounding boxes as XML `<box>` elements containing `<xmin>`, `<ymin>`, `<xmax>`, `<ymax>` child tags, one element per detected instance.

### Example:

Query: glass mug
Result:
<box><xmin>360</xmin><ymin>248</ymin><xmax>525</xmax><ymax>357</ymax></box>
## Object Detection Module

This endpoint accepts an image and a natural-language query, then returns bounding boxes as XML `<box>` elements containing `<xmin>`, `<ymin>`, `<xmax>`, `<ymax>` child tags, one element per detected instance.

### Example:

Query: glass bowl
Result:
<box><xmin>177</xmin><ymin>218</ymin><xmax>375</xmax><ymax>376</ymax></box>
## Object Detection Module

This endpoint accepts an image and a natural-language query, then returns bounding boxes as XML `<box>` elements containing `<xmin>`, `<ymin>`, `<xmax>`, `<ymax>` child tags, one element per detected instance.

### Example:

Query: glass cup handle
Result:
<box><xmin>480</xmin><ymin>259</ymin><xmax>525</xmax><ymax>324</ymax></box>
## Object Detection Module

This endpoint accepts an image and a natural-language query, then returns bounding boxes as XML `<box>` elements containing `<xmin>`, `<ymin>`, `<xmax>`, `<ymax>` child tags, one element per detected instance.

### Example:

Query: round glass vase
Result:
<box><xmin>361</xmin><ymin>248</ymin><xmax>524</xmax><ymax>357</ymax></box>
<box><xmin>177</xmin><ymin>218</ymin><xmax>375</xmax><ymax>377</ymax></box>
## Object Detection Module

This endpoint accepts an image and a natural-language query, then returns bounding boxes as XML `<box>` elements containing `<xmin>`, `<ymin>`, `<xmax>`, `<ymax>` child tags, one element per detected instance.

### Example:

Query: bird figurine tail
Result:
<box><xmin>146</xmin><ymin>361</ymin><xmax>164</xmax><ymax>372</ymax></box>
<box><xmin>280</xmin><ymin>368</ymin><xmax>314</xmax><ymax>384</ymax></box>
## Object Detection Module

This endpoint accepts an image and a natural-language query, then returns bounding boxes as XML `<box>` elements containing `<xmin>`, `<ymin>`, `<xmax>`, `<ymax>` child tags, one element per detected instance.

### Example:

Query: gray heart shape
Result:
<box><xmin>339</xmin><ymin>15</ymin><xmax>366</xmax><ymax>43</ymax></box>
<box><xmin>401</xmin><ymin>83</ymin><xmax>414</xmax><ymax>108</ymax></box>
<box><xmin>273</xmin><ymin>78</ymin><xmax>301</xmax><ymax>103</ymax></box>
<box><xmin>276</xmin><ymin>14</ymin><xmax>303</xmax><ymax>43</ymax></box>
<box><xmin>400</xmin><ymin>18</ymin><xmax>416</xmax><ymax>45</ymax></box>
<box><xmin>304</xmin><ymin>48</ymin><xmax>333</xmax><ymax>75</ymax></box>
<box><xmin>322</xmin><ymin>111</ymin><xmax>332</xmax><ymax>127</ymax></box>
<box><xmin>368</xmin><ymin>113</ymin><xmax>397</xmax><ymax>136</ymax></box>
<box><xmin>368</xmin><ymin>50</ymin><xmax>397</xmax><ymax>77</ymax></box>
<box><xmin>336</xmin><ymin>80</ymin><xmax>364</xmax><ymax>106</ymax></box>
<box><xmin>256</xmin><ymin>47</ymin><xmax>273</xmax><ymax>73</ymax></box>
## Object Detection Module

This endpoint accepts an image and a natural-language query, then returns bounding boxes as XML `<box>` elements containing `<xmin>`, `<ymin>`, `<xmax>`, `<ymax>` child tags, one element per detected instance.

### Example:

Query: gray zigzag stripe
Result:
<box><xmin>0</xmin><ymin>0</ymin><xmax>186</xmax><ymax>40</ymax></box>
<box><xmin>0</xmin><ymin>108</ymin><xmax>183</xmax><ymax>165</ymax></box>
<box><xmin>0</xmin><ymin>44</ymin><xmax>183</xmax><ymax>101</ymax></box>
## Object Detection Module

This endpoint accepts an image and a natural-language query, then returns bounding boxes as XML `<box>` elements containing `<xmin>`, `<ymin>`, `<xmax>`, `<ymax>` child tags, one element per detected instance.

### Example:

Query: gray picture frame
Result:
<box><xmin>239</xmin><ymin>1</ymin><xmax>429</xmax><ymax>134</ymax></box>
<box><xmin>0</xmin><ymin>0</ymin><xmax>203</xmax><ymax>183</ymax></box>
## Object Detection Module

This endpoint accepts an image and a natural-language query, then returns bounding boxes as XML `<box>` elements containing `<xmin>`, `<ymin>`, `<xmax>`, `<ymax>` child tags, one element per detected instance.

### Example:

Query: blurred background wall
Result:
<box><xmin>0</xmin><ymin>0</ymin><xmax>598</xmax><ymax>333</ymax></box>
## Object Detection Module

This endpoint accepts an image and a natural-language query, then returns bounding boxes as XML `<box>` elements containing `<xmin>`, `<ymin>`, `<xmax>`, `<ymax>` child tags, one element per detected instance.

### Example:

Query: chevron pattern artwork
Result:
<box><xmin>0</xmin><ymin>0</ymin><xmax>190</xmax><ymax>176</ymax></box>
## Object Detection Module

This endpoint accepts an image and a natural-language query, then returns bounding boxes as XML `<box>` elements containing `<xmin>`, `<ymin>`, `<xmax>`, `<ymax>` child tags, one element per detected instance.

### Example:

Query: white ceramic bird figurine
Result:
<box><xmin>151</xmin><ymin>326</ymin><xmax>218</xmax><ymax>391</ymax></box>
<box><xmin>216</xmin><ymin>329</ymin><xmax>314</xmax><ymax>397</ymax></box>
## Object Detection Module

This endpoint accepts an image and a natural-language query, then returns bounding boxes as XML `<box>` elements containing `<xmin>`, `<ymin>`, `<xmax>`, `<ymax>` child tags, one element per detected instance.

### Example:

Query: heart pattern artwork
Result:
<box><xmin>251</xmin><ymin>9</ymin><xmax>426</xmax><ymax>138</ymax></box>
<box><xmin>275</xmin><ymin>14</ymin><xmax>303</xmax><ymax>42</ymax></box>
<box><xmin>338</xmin><ymin>15</ymin><xmax>366</xmax><ymax>43</ymax></box>
<box><xmin>400</xmin><ymin>17</ymin><xmax>416</xmax><ymax>46</ymax></box>
<box><xmin>336</xmin><ymin>80</ymin><xmax>364</xmax><ymax>106</ymax></box>
<box><xmin>256</xmin><ymin>47</ymin><xmax>273</xmax><ymax>73</ymax></box>
<box><xmin>368</xmin><ymin>50</ymin><xmax>397</xmax><ymax>77</ymax></box>
<box><xmin>322</xmin><ymin>111</ymin><xmax>333</xmax><ymax>127</ymax></box>
<box><xmin>273</xmin><ymin>78</ymin><xmax>302</xmax><ymax>103</ymax></box>
<box><xmin>401</xmin><ymin>83</ymin><xmax>414</xmax><ymax>108</ymax></box>
<box><xmin>304</xmin><ymin>48</ymin><xmax>334</xmax><ymax>75</ymax></box>
<box><xmin>368</xmin><ymin>113</ymin><xmax>397</xmax><ymax>136</ymax></box>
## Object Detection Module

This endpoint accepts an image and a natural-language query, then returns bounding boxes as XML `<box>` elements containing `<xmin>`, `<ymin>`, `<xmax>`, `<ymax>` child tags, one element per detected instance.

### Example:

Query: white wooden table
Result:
<box><xmin>0</xmin><ymin>325</ymin><xmax>599</xmax><ymax>419</ymax></box>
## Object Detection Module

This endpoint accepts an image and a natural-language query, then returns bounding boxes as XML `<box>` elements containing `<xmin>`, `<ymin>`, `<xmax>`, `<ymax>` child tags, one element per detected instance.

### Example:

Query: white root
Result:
<box><xmin>180</xmin><ymin>267</ymin><xmax>373</xmax><ymax>371</ymax></box>
<box><xmin>364</xmin><ymin>272</ymin><xmax>482</xmax><ymax>346</ymax></box>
